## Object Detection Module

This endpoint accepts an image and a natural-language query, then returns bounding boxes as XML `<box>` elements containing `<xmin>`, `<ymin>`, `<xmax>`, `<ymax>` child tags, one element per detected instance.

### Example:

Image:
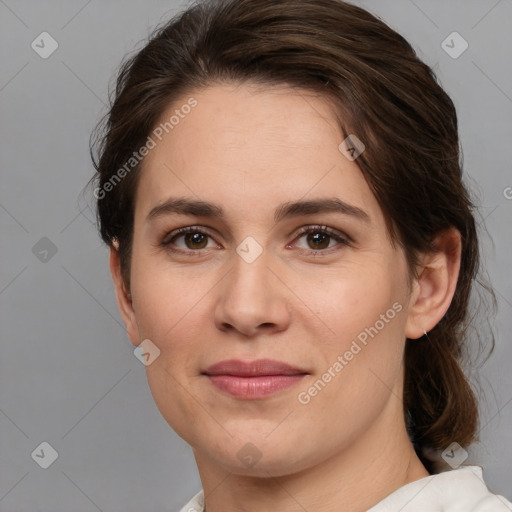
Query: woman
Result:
<box><xmin>90</xmin><ymin>0</ymin><xmax>512</xmax><ymax>509</ymax></box>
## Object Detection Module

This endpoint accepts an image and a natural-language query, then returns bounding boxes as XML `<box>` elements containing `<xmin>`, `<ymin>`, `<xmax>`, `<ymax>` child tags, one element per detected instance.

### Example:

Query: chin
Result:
<box><xmin>196</xmin><ymin>435</ymin><xmax>317</xmax><ymax>478</ymax></box>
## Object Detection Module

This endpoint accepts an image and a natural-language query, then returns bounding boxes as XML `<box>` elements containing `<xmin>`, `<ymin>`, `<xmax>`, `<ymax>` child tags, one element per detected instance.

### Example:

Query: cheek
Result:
<box><xmin>298</xmin><ymin>257</ymin><xmax>407</xmax><ymax>351</ymax></box>
<box><xmin>129</xmin><ymin>231</ymin><xmax>206</xmax><ymax>333</ymax></box>
<box><xmin>131</xmin><ymin>269</ymin><xmax>210</xmax><ymax>354</ymax></box>
<box><xmin>295</xmin><ymin>257</ymin><xmax>409</xmax><ymax>404</ymax></box>
<box><xmin>131</xmin><ymin>266</ymin><xmax>215</xmax><ymax>440</ymax></box>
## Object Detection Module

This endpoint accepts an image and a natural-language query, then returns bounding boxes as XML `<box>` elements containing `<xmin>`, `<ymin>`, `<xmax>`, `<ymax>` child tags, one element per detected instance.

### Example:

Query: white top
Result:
<box><xmin>178</xmin><ymin>466</ymin><xmax>512</xmax><ymax>511</ymax></box>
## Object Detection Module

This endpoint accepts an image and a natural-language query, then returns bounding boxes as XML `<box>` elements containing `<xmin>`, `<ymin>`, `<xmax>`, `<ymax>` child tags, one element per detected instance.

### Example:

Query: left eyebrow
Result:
<box><xmin>274</xmin><ymin>198</ymin><xmax>370</xmax><ymax>224</ymax></box>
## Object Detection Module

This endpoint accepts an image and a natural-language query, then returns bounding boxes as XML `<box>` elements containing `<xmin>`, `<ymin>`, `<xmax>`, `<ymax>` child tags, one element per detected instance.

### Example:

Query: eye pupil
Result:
<box><xmin>185</xmin><ymin>232</ymin><xmax>208</xmax><ymax>249</ymax></box>
<box><xmin>307</xmin><ymin>232</ymin><xmax>330</xmax><ymax>250</ymax></box>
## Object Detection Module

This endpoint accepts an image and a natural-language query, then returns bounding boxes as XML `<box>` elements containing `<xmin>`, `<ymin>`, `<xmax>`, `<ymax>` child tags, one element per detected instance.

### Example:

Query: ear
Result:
<box><xmin>405</xmin><ymin>228</ymin><xmax>462</xmax><ymax>340</ymax></box>
<box><xmin>109</xmin><ymin>245</ymin><xmax>140</xmax><ymax>346</ymax></box>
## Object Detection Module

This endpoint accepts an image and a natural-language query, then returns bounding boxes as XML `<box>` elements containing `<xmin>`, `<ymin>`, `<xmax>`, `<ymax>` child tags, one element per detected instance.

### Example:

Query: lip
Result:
<box><xmin>203</xmin><ymin>358</ymin><xmax>307</xmax><ymax>376</ymax></box>
<box><xmin>203</xmin><ymin>359</ymin><xmax>309</xmax><ymax>399</ymax></box>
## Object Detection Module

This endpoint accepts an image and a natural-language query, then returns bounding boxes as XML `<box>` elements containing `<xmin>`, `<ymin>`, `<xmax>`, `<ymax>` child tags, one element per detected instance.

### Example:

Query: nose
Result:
<box><xmin>214</xmin><ymin>250</ymin><xmax>291</xmax><ymax>337</ymax></box>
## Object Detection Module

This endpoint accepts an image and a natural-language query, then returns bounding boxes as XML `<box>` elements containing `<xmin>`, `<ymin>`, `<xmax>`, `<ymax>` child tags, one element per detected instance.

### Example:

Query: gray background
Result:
<box><xmin>0</xmin><ymin>0</ymin><xmax>511</xmax><ymax>510</ymax></box>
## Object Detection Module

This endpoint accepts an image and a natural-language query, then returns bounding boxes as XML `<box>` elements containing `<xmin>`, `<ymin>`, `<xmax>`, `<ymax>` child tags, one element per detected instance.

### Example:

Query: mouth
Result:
<box><xmin>202</xmin><ymin>359</ymin><xmax>309</xmax><ymax>399</ymax></box>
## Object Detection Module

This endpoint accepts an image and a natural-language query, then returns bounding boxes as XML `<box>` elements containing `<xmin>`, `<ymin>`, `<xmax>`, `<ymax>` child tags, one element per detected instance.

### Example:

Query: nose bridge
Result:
<box><xmin>214</xmin><ymin>240</ymin><xmax>290</xmax><ymax>335</ymax></box>
<box><xmin>226</xmin><ymin>243</ymin><xmax>273</xmax><ymax>307</ymax></box>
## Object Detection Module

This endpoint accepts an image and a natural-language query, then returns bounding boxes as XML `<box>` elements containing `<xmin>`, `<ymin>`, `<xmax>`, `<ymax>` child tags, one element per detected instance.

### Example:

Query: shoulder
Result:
<box><xmin>178</xmin><ymin>489</ymin><xmax>204</xmax><ymax>512</ymax></box>
<box><xmin>368</xmin><ymin>466</ymin><xmax>512</xmax><ymax>512</ymax></box>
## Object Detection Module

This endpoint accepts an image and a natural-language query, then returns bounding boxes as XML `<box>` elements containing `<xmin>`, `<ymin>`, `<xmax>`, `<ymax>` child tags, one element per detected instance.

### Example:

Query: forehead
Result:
<box><xmin>135</xmin><ymin>83</ymin><xmax>383</xmax><ymax>227</ymax></box>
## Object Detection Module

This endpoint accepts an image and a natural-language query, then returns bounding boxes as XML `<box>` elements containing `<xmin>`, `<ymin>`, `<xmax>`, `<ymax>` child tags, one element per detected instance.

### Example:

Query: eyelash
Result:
<box><xmin>160</xmin><ymin>225</ymin><xmax>351</xmax><ymax>257</ymax></box>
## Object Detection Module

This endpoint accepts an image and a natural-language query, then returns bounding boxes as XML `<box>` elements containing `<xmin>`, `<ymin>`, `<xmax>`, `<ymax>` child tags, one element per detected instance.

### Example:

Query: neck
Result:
<box><xmin>193</xmin><ymin>397</ymin><xmax>429</xmax><ymax>512</ymax></box>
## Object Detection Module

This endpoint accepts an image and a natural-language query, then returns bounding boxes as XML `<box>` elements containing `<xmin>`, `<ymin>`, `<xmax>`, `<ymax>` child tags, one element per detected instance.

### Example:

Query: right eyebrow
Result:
<box><xmin>146</xmin><ymin>197</ymin><xmax>223</xmax><ymax>222</ymax></box>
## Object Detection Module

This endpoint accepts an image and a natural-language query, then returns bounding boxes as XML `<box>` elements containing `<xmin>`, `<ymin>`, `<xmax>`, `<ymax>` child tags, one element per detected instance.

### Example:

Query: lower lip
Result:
<box><xmin>206</xmin><ymin>374</ymin><xmax>306</xmax><ymax>399</ymax></box>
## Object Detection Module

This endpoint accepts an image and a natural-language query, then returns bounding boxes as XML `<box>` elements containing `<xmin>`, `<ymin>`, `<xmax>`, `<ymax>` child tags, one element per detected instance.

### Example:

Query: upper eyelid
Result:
<box><xmin>161</xmin><ymin>225</ymin><xmax>219</xmax><ymax>244</ymax></box>
<box><xmin>297</xmin><ymin>225</ymin><xmax>350</xmax><ymax>240</ymax></box>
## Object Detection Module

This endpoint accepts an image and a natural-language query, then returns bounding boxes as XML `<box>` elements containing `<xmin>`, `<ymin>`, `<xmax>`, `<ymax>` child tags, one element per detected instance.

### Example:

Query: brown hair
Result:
<box><xmin>90</xmin><ymin>0</ymin><xmax>494</xmax><ymax>472</ymax></box>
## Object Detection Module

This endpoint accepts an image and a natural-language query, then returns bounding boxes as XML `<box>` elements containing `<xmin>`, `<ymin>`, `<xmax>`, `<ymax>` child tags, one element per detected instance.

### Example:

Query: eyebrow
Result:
<box><xmin>146</xmin><ymin>196</ymin><xmax>370</xmax><ymax>224</ymax></box>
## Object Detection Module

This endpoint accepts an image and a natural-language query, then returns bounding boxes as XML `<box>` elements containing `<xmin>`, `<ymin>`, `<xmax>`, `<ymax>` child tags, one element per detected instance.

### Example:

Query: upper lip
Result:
<box><xmin>203</xmin><ymin>359</ymin><xmax>308</xmax><ymax>377</ymax></box>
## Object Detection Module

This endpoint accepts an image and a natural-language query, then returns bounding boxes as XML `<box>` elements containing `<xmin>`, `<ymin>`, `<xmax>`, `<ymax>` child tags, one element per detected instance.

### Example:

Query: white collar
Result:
<box><xmin>179</xmin><ymin>465</ymin><xmax>512</xmax><ymax>512</ymax></box>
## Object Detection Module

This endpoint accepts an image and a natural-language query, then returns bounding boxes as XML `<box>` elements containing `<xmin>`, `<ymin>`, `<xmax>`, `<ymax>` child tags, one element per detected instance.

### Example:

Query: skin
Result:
<box><xmin>110</xmin><ymin>82</ymin><xmax>462</xmax><ymax>511</ymax></box>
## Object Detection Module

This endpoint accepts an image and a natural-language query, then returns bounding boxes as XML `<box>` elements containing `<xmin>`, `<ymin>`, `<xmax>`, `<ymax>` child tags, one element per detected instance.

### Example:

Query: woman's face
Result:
<box><xmin>121</xmin><ymin>83</ymin><xmax>420</xmax><ymax>476</ymax></box>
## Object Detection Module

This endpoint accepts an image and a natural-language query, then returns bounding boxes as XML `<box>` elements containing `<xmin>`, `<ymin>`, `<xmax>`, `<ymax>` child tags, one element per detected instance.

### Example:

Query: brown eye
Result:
<box><xmin>305</xmin><ymin>231</ymin><xmax>331</xmax><ymax>250</ymax></box>
<box><xmin>161</xmin><ymin>227</ymin><xmax>217</xmax><ymax>253</ymax></box>
<box><xmin>183</xmin><ymin>232</ymin><xmax>209</xmax><ymax>249</ymax></box>
<box><xmin>294</xmin><ymin>225</ymin><xmax>350</xmax><ymax>254</ymax></box>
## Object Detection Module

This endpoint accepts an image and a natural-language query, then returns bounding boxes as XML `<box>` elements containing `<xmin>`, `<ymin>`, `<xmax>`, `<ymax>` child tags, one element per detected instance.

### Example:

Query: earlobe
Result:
<box><xmin>109</xmin><ymin>245</ymin><xmax>140</xmax><ymax>346</ymax></box>
<box><xmin>405</xmin><ymin>228</ymin><xmax>462</xmax><ymax>340</ymax></box>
